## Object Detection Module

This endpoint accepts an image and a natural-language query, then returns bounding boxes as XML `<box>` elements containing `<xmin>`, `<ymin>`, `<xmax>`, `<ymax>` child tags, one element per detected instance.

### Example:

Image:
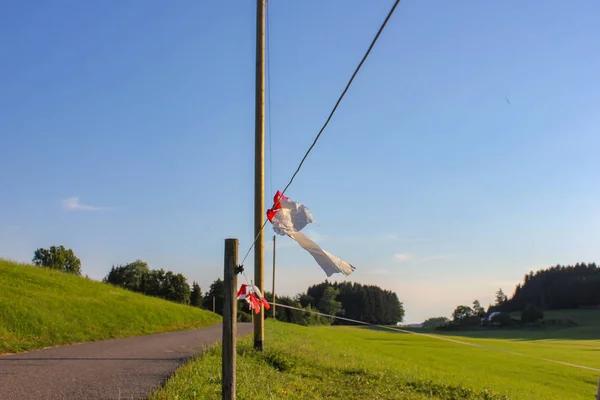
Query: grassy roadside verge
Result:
<box><xmin>0</xmin><ymin>259</ymin><xmax>221</xmax><ymax>354</ymax></box>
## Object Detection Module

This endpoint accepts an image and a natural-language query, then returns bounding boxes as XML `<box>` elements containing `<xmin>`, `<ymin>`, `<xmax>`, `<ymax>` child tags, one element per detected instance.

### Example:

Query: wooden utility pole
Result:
<box><xmin>222</xmin><ymin>238</ymin><xmax>238</xmax><ymax>400</ymax></box>
<box><xmin>596</xmin><ymin>377</ymin><xmax>600</xmax><ymax>400</ymax></box>
<box><xmin>213</xmin><ymin>296</ymin><xmax>216</xmax><ymax>313</ymax></box>
<box><xmin>272</xmin><ymin>235</ymin><xmax>276</xmax><ymax>318</ymax></box>
<box><xmin>253</xmin><ymin>0</ymin><xmax>266</xmax><ymax>352</ymax></box>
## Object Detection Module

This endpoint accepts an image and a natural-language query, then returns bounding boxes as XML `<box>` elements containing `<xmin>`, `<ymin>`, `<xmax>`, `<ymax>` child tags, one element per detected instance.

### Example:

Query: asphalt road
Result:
<box><xmin>0</xmin><ymin>323</ymin><xmax>252</xmax><ymax>400</ymax></box>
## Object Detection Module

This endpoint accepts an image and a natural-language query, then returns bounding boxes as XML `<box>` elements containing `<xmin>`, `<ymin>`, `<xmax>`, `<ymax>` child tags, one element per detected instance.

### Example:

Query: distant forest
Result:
<box><xmin>303</xmin><ymin>281</ymin><xmax>404</xmax><ymax>325</ymax></box>
<box><xmin>493</xmin><ymin>262</ymin><xmax>600</xmax><ymax>312</ymax></box>
<box><xmin>269</xmin><ymin>281</ymin><xmax>404</xmax><ymax>326</ymax></box>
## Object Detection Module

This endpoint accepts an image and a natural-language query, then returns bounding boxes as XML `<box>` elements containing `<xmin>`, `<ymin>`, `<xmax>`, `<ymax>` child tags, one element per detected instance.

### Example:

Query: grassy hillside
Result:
<box><xmin>0</xmin><ymin>259</ymin><xmax>221</xmax><ymax>354</ymax></box>
<box><xmin>152</xmin><ymin>319</ymin><xmax>599</xmax><ymax>400</ymax></box>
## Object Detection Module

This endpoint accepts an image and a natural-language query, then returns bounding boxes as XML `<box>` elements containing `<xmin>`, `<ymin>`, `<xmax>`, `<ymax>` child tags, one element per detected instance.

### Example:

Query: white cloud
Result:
<box><xmin>62</xmin><ymin>197</ymin><xmax>106</xmax><ymax>211</ymax></box>
<box><xmin>394</xmin><ymin>253</ymin><xmax>411</xmax><ymax>263</ymax></box>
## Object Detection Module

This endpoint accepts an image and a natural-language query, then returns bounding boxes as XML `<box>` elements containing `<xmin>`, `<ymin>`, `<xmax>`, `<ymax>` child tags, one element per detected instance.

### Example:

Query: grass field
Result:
<box><xmin>152</xmin><ymin>318</ymin><xmax>599</xmax><ymax>400</ymax></box>
<box><xmin>427</xmin><ymin>309</ymin><xmax>600</xmax><ymax>341</ymax></box>
<box><xmin>0</xmin><ymin>259</ymin><xmax>221</xmax><ymax>354</ymax></box>
<box><xmin>406</xmin><ymin>309</ymin><xmax>600</xmax><ymax>372</ymax></box>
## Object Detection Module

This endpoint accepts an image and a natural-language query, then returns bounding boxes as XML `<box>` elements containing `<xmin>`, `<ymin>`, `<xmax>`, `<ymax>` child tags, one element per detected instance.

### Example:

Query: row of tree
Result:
<box><xmin>493</xmin><ymin>263</ymin><xmax>600</xmax><ymax>312</ymax></box>
<box><xmin>427</xmin><ymin>296</ymin><xmax>546</xmax><ymax>331</ymax></box>
<box><xmin>300</xmin><ymin>281</ymin><xmax>405</xmax><ymax>325</ymax></box>
<box><xmin>426</xmin><ymin>263</ymin><xmax>600</xmax><ymax>330</ymax></box>
<box><xmin>199</xmin><ymin>279</ymin><xmax>405</xmax><ymax>326</ymax></box>
<box><xmin>264</xmin><ymin>292</ymin><xmax>331</xmax><ymax>326</ymax></box>
<box><xmin>103</xmin><ymin>260</ymin><xmax>192</xmax><ymax>304</ymax></box>
<box><xmin>195</xmin><ymin>278</ymin><xmax>405</xmax><ymax>326</ymax></box>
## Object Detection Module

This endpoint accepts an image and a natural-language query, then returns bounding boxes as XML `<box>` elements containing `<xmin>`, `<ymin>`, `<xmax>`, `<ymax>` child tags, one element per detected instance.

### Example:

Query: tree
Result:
<box><xmin>495</xmin><ymin>288</ymin><xmax>507</xmax><ymax>307</ymax></box>
<box><xmin>190</xmin><ymin>282</ymin><xmax>202</xmax><ymax>308</ymax></box>
<box><xmin>32</xmin><ymin>245</ymin><xmax>82</xmax><ymax>275</ymax></box>
<box><xmin>296</xmin><ymin>293</ymin><xmax>313</xmax><ymax>308</ymax></box>
<box><xmin>491</xmin><ymin>312</ymin><xmax>514</xmax><ymax>327</ymax></box>
<box><xmin>317</xmin><ymin>286</ymin><xmax>342</xmax><ymax>318</ymax></box>
<box><xmin>203</xmin><ymin>279</ymin><xmax>225</xmax><ymax>315</ymax></box>
<box><xmin>472</xmin><ymin>300</ymin><xmax>485</xmax><ymax>317</ymax></box>
<box><xmin>521</xmin><ymin>303</ymin><xmax>544</xmax><ymax>324</ymax></box>
<box><xmin>103</xmin><ymin>260</ymin><xmax>149</xmax><ymax>291</ymax></box>
<box><xmin>422</xmin><ymin>317</ymin><xmax>449</xmax><ymax>328</ymax></box>
<box><xmin>142</xmin><ymin>268</ymin><xmax>165</xmax><ymax>298</ymax></box>
<box><xmin>452</xmin><ymin>305</ymin><xmax>476</xmax><ymax>326</ymax></box>
<box><xmin>305</xmin><ymin>281</ymin><xmax>404</xmax><ymax>325</ymax></box>
<box><xmin>497</xmin><ymin>263</ymin><xmax>600</xmax><ymax>312</ymax></box>
<box><xmin>103</xmin><ymin>261</ymin><xmax>190</xmax><ymax>305</ymax></box>
<box><xmin>162</xmin><ymin>271</ymin><xmax>190</xmax><ymax>304</ymax></box>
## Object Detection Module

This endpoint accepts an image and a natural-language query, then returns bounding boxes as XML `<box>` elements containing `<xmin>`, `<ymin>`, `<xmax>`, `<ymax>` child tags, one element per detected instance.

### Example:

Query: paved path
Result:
<box><xmin>0</xmin><ymin>323</ymin><xmax>252</xmax><ymax>400</ymax></box>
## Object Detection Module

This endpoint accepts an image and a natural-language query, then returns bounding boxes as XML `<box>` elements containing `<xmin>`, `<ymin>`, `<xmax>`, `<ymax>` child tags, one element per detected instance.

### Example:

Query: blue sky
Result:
<box><xmin>1</xmin><ymin>0</ymin><xmax>599</xmax><ymax>323</ymax></box>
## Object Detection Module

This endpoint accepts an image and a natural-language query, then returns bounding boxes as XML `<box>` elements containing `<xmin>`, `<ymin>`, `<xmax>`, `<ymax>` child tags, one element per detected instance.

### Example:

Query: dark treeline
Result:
<box><xmin>261</xmin><ymin>291</ymin><xmax>330</xmax><ymax>326</ymax></box>
<box><xmin>439</xmin><ymin>262</ymin><xmax>600</xmax><ymax>331</ymax></box>
<box><xmin>202</xmin><ymin>278</ymin><xmax>224</xmax><ymax>312</ymax></box>
<box><xmin>226</xmin><ymin>281</ymin><xmax>405</xmax><ymax>326</ymax></box>
<box><xmin>103</xmin><ymin>261</ymin><xmax>226</xmax><ymax>311</ymax></box>
<box><xmin>200</xmin><ymin>280</ymin><xmax>404</xmax><ymax>326</ymax></box>
<box><xmin>295</xmin><ymin>281</ymin><xmax>404</xmax><ymax>325</ymax></box>
<box><xmin>103</xmin><ymin>260</ymin><xmax>191</xmax><ymax>304</ymax></box>
<box><xmin>494</xmin><ymin>262</ymin><xmax>600</xmax><ymax>313</ymax></box>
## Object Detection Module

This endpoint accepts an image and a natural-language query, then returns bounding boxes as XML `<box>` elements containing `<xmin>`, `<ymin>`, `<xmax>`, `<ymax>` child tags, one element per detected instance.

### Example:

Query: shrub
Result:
<box><xmin>521</xmin><ymin>303</ymin><xmax>544</xmax><ymax>324</ymax></box>
<box><xmin>491</xmin><ymin>312</ymin><xmax>514</xmax><ymax>327</ymax></box>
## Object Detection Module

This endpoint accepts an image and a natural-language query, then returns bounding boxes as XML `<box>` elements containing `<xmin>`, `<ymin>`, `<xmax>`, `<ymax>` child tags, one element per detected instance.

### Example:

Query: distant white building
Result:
<box><xmin>485</xmin><ymin>312</ymin><xmax>501</xmax><ymax>321</ymax></box>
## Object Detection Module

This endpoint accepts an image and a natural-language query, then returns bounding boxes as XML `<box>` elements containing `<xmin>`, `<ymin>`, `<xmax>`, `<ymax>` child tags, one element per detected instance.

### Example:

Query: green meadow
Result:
<box><xmin>152</xmin><ymin>318</ymin><xmax>599</xmax><ymax>400</ymax></box>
